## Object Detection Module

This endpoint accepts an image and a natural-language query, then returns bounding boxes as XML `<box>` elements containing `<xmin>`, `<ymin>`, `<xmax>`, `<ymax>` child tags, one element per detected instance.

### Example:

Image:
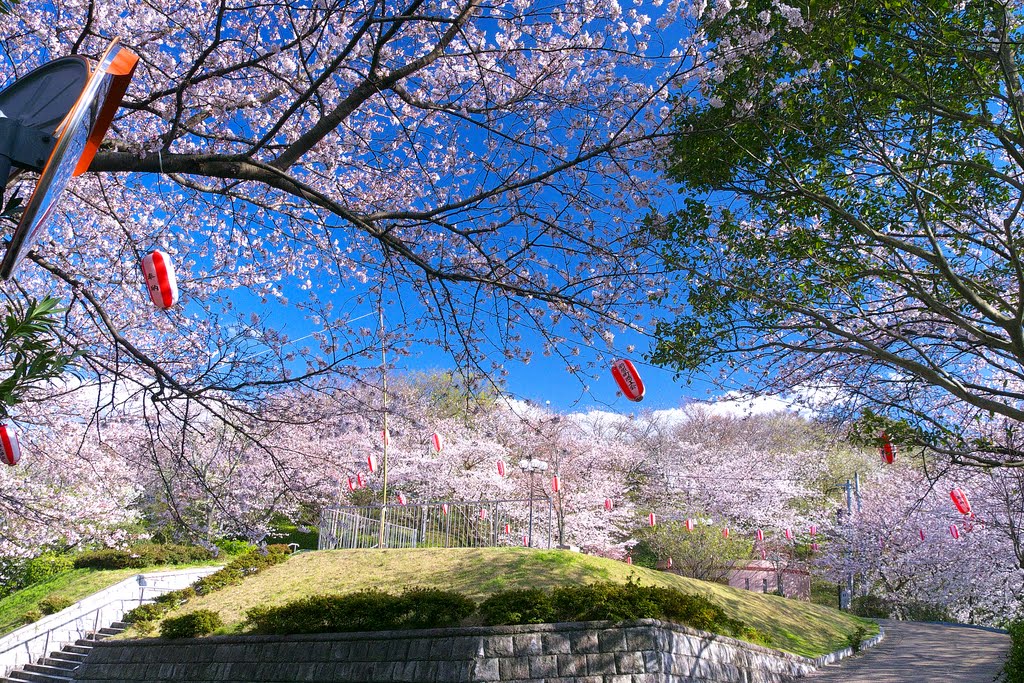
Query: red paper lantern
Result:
<box><xmin>496</xmin><ymin>460</ymin><xmax>506</xmax><ymax>477</ymax></box>
<box><xmin>809</xmin><ymin>525</ymin><xmax>817</xmax><ymax>537</ymax></box>
<box><xmin>141</xmin><ymin>249</ymin><xmax>179</xmax><ymax>310</ymax></box>
<box><xmin>356</xmin><ymin>473</ymin><xmax>366</xmax><ymax>488</ymax></box>
<box><xmin>610</xmin><ymin>359</ymin><xmax>645</xmax><ymax>402</ymax></box>
<box><xmin>480</xmin><ymin>508</ymin><xmax>487</xmax><ymax>520</ymax></box>
<box><xmin>685</xmin><ymin>519</ymin><xmax>695</xmax><ymax>532</ymax></box>
<box><xmin>811</xmin><ymin>543</ymin><xmax>819</xmax><ymax>552</ymax></box>
<box><xmin>755</xmin><ymin>528</ymin><xmax>764</xmax><ymax>542</ymax></box>
<box><xmin>504</xmin><ymin>523</ymin><xmax>510</xmax><ymax>534</ymax></box>
<box><xmin>949</xmin><ymin>524</ymin><xmax>960</xmax><ymax>540</ymax></box>
<box><xmin>523</xmin><ymin>535</ymin><xmax>529</xmax><ymax>546</ymax></box>
<box><xmin>347</xmin><ymin>477</ymin><xmax>356</xmax><ymax>492</ymax></box>
<box><xmin>649</xmin><ymin>512</ymin><xmax>657</xmax><ymax>526</ymax></box>
<box><xmin>722</xmin><ymin>528</ymin><xmax>729</xmax><ymax>539</ymax></box>
<box><xmin>551</xmin><ymin>476</ymin><xmax>561</xmax><ymax>493</ymax></box>
<box><xmin>919</xmin><ymin>528</ymin><xmax>926</xmax><ymax>541</ymax></box>
<box><xmin>626</xmin><ymin>556</ymin><xmax>633</xmax><ymax>565</ymax></box>
<box><xmin>431</xmin><ymin>432</ymin><xmax>443</xmax><ymax>453</ymax></box>
<box><xmin>1</xmin><ymin>424</ymin><xmax>21</xmax><ymax>466</ymax></box>
<box><xmin>381</xmin><ymin>429</ymin><xmax>390</xmax><ymax>447</ymax></box>
<box><xmin>397</xmin><ymin>492</ymin><xmax>407</xmax><ymax>506</ymax></box>
<box><xmin>879</xmin><ymin>431</ymin><xmax>896</xmax><ymax>464</ymax></box>
<box><xmin>784</xmin><ymin>528</ymin><xmax>793</xmax><ymax>541</ymax></box>
<box><xmin>666</xmin><ymin>557</ymin><xmax>673</xmax><ymax>569</ymax></box>
<box><xmin>442</xmin><ymin>503</ymin><xmax>449</xmax><ymax>515</ymax></box>
<box><xmin>604</xmin><ymin>498</ymin><xmax>613</xmax><ymax>511</ymax></box>
<box><xmin>950</xmin><ymin>488</ymin><xmax>972</xmax><ymax>515</ymax></box>
<box><xmin>367</xmin><ymin>454</ymin><xmax>378</xmax><ymax>474</ymax></box>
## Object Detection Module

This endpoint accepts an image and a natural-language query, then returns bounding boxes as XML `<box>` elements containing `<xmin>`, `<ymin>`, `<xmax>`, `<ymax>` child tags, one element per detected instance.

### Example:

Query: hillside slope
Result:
<box><xmin>161</xmin><ymin>548</ymin><xmax>874</xmax><ymax>657</ymax></box>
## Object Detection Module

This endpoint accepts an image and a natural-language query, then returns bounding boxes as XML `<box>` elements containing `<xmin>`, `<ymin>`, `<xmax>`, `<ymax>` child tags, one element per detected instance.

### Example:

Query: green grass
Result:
<box><xmin>154</xmin><ymin>548</ymin><xmax>875</xmax><ymax>658</ymax></box>
<box><xmin>0</xmin><ymin>561</ymin><xmax>222</xmax><ymax>638</ymax></box>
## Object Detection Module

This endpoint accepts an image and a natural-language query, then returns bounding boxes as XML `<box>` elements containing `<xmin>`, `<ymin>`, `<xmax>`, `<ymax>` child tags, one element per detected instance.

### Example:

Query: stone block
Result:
<box><xmin>450</xmin><ymin>637</ymin><xmax>479</xmax><ymax>659</ymax></box>
<box><xmin>568</xmin><ymin>630</ymin><xmax>600</xmax><ymax>653</ymax></box>
<box><xmin>407</xmin><ymin>637</ymin><xmax>432</xmax><ymax>660</ymax></box>
<box><xmin>625</xmin><ymin>627</ymin><xmax>657</xmax><ymax>652</ymax></box>
<box><xmin>556</xmin><ymin>653</ymin><xmax>583</xmax><ymax>677</ymax></box>
<box><xmin>348</xmin><ymin>640</ymin><xmax>369</xmax><ymax>660</ymax></box>
<box><xmin>513</xmin><ymin>633</ymin><xmax>542</xmax><ymax>656</ymax></box>
<box><xmin>430</xmin><ymin>638</ymin><xmax>454</xmax><ymax>660</ymax></box>
<box><xmin>599</xmin><ymin>629</ymin><xmax>628</xmax><ymax>652</ymax></box>
<box><xmin>387</xmin><ymin>639</ymin><xmax>410</xmax><ymax>660</ymax></box>
<box><xmin>482</xmin><ymin>635</ymin><xmax>514</xmax><ymax>657</ymax></box>
<box><xmin>641</xmin><ymin>650</ymin><xmax>663</xmax><ymax>673</ymax></box>
<box><xmin>606</xmin><ymin>675</ymin><xmax>634</xmax><ymax>683</ymax></box>
<box><xmin>436</xmin><ymin>660</ymin><xmax>466</xmax><ymax>683</ymax></box>
<box><xmin>414</xmin><ymin>659</ymin><xmax>438</xmax><ymax>683</ymax></box>
<box><xmin>472</xmin><ymin>657</ymin><xmax>501</xmax><ymax>681</ymax></box>
<box><xmin>542</xmin><ymin>632</ymin><xmax>571</xmax><ymax>654</ymax></box>
<box><xmin>615</xmin><ymin>651</ymin><xmax>644</xmax><ymax>674</ymax></box>
<box><xmin>366</xmin><ymin>640</ymin><xmax>390</xmax><ymax>661</ymax></box>
<box><xmin>585</xmin><ymin>652</ymin><xmax>616</xmax><ymax>675</ymax></box>
<box><xmin>499</xmin><ymin>656</ymin><xmax>530</xmax><ymax>680</ymax></box>
<box><xmin>528</xmin><ymin>655</ymin><xmax>558</xmax><ymax>679</ymax></box>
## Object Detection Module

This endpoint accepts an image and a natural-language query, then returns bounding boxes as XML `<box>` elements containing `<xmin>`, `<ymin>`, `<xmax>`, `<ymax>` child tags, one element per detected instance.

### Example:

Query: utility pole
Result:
<box><xmin>838</xmin><ymin>472</ymin><xmax>860</xmax><ymax>610</ymax></box>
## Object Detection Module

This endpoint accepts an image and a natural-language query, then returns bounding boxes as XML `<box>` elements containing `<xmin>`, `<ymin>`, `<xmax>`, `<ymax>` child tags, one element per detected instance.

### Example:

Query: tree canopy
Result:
<box><xmin>653</xmin><ymin>0</ymin><xmax>1024</xmax><ymax>466</ymax></box>
<box><xmin>0</xmin><ymin>0</ymin><xmax>705</xmax><ymax>433</ymax></box>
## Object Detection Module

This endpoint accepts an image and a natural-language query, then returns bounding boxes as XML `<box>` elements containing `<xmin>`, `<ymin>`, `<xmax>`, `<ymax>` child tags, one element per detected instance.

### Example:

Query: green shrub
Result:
<box><xmin>214</xmin><ymin>539</ymin><xmax>255</xmax><ymax>556</ymax></box>
<box><xmin>72</xmin><ymin>544</ymin><xmax>213</xmax><ymax>570</ymax></box>
<box><xmin>38</xmin><ymin>594</ymin><xmax>74</xmax><ymax>615</ymax></box>
<box><xmin>478</xmin><ymin>589</ymin><xmax>555</xmax><ymax>626</ymax></box>
<box><xmin>847</xmin><ymin>625</ymin><xmax>868</xmax><ymax>654</ymax></box>
<box><xmin>902</xmin><ymin>600</ymin><xmax>951</xmax><ymax>623</ymax></box>
<box><xmin>394</xmin><ymin>588</ymin><xmax>477</xmax><ymax>630</ymax></box>
<box><xmin>245</xmin><ymin>588</ymin><xmax>476</xmax><ymax>635</ymax></box>
<box><xmin>550</xmin><ymin>583</ymin><xmax>662</xmax><ymax>622</ymax></box>
<box><xmin>154</xmin><ymin>588</ymin><xmax>196</xmax><ymax>607</ymax></box>
<box><xmin>123</xmin><ymin>603</ymin><xmax>168</xmax><ymax>624</ymax></box>
<box><xmin>159</xmin><ymin>609</ymin><xmax>223</xmax><ymax>639</ymax></box>
<box><xmin>21</xmin><ymin>609</ymin><xmax>41</xmax><ymax>624</ymax></box>
<box><xmin>72</xmin><ymin>549</ymin><xmax>146</xmax><ymax>570</ymax></box>
<box><xmin>851</xmin><ymin>594</ymin><xmax>891</xmax><ymax>619</ymax></box>
<box><xmin>1004</xmin><ymin>619</ymin><xmax>1024</xmax><ymax>683</ymax></box>
<box><xmin>480</xmin><ymin>581</ymin><xmax>764</xmax><ymax>643</ymax></box>
<box><xmin>193</xmin><ymin>547</ymin><xmax>289</xmax><ymax>596</ymax></box>
<box><xmin>23</xmin><ymin>553</ymin><xmax>73</xmax><ymax>585</ymax></box>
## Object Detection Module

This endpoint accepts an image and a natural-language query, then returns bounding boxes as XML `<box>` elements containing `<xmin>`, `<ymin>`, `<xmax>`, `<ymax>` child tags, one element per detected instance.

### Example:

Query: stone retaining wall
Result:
<box><xmin>72</xmin><ymin>619</ymin><xmax>861</xmax><ymax>683</ymax></box>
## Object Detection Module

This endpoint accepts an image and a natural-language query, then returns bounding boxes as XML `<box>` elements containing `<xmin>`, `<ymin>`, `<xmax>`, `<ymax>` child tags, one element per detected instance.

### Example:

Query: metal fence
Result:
<box><xmin>318</xmin><ymin>498</ymin><xmax>553</xmax><ymax>550</ymax></box>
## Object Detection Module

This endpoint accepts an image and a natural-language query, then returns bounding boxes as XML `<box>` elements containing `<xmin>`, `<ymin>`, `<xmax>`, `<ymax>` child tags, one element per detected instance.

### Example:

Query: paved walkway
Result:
<box><xmin>804</xmin><ymin>619</ymin><xmax>1010</xmax><ymax>682</ymax></box>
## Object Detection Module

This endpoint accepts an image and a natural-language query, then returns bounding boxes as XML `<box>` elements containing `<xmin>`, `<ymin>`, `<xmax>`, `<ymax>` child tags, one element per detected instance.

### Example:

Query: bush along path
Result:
<box><xmin>804</xmin><ymin>620</ymin><xmax>1010</xmax><ymax>682</ymax></box>
<box><xmin>122</xmin><ymin>545</ymin><xmax>293</xmax><ymax>637</ymax></box>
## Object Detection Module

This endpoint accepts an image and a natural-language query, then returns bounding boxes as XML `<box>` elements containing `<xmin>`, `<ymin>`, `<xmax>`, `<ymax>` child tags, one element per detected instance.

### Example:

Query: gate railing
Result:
<box><xmin>318</xmin><ymin>498</ymin><xmax>552</xmax><ymax>550</ymax></box>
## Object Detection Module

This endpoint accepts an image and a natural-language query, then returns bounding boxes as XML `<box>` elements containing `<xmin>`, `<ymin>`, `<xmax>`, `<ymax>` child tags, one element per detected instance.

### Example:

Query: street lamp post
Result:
<box><xmin>519</xmin><ymin>457</ymin><xmax>548</xmax><ymax>547</ymax></box>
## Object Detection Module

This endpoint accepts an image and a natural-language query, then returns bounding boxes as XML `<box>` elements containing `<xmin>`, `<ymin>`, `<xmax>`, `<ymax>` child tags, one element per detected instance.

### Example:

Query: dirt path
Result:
<box><xmin>804</xmin><ymin>619</ymin><xmax>1010</xmax><ymax>682</ymax></box>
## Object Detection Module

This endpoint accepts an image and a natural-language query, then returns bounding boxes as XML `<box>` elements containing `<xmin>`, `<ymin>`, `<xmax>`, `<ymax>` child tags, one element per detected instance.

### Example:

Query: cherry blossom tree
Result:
<box><xmin>0</xmin><ymin>0</ymin><xmax>710</xmax><ymax>439</ymax></box>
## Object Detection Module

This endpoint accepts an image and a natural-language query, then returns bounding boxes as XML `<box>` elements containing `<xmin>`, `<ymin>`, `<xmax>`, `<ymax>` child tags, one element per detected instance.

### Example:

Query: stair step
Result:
<box><xmin>63</xmin><ymin>644</ymin><xmax>92</xmax><ymax>655</ymax></box>
<box><xmin>9</xmin><ymin>669</ymin><xmax>74</xmax><ymax>683</ymax></box>
<box><xmin>24</xmin><ymin>663</ymin><xmax>76</xmax><ymax>677</ymax></box>
<box><xmin>110</xmin><ymin>621</ymin><xmax>129</xmax><ymax>630</ymax></box>
<box><xmin>46</xmin><ymin>652</ymin><xmax>85</xmax><ymax>664</ymax></box>
<box><xmin>39</xmin><ymin>657</ymin><xmax>78</xmax><ymax>670</ymax></box>
<box><xmin>97</xmin><ymin>627</ymin><xmax>122</xmax><ymax>636</ymax></box>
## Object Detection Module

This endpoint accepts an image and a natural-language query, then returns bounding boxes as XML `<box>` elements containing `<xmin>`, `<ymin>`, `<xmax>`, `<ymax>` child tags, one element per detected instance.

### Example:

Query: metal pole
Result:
<box><xmin>527</xmin><ymin>470</ymin><xmax>535</xmax><ymax>547</ymax></box>
<box><xmin>854</xmin><ymin>471</ymin><xmax>862</xmax><ymax>513</ymax></box>
<box><xmin>378</xmin><ymin>308</ymin><xmax>390</xmax><ymax>547</ymax></box>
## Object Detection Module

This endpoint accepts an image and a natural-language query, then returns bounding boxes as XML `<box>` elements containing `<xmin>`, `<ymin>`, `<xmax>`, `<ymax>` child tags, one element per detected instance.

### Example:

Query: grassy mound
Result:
<box><xmin>154</xmin><ymin>548</ymin><xmax>874</xmax><ymax>657</ymax></box>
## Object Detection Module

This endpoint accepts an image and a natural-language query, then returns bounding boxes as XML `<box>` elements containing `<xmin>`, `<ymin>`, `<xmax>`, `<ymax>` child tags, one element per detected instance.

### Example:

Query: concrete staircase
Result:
<box><xmin>1</xmin><ymin>621</ymin><xmax>126</xmax><ymax>683</ymax></box>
